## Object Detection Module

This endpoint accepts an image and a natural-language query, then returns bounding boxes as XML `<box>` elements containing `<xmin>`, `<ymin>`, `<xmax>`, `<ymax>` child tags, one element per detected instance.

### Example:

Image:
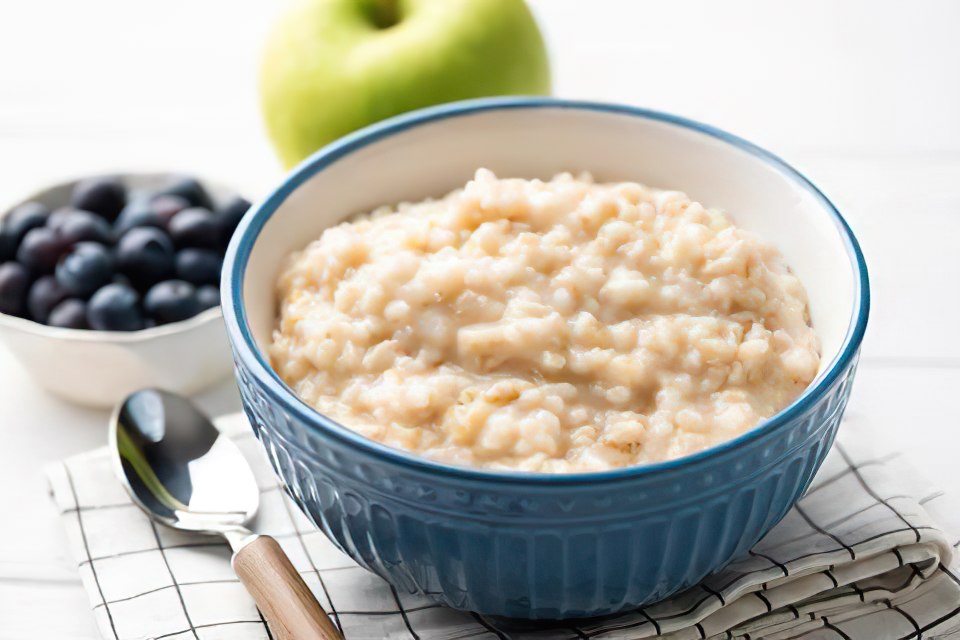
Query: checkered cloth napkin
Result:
<box><xmin>46</xmin><ymin>413</ymin><xmax>960</xmax><ymax>640</ymax></box>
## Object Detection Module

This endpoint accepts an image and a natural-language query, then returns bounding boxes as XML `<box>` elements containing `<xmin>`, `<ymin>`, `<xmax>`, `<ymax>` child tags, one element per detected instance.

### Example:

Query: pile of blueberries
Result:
<box><xmin>0</xmin><ymin>176</ymin><xmax>249</xmax><ymax>331</ymax></box>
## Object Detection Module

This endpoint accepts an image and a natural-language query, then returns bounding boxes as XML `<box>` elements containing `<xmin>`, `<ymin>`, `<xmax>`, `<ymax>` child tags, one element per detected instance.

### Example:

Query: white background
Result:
<box><xmin>0</xmin><ymin>1</ymin><xmax>958</xmax><ymax>637</ymax></box>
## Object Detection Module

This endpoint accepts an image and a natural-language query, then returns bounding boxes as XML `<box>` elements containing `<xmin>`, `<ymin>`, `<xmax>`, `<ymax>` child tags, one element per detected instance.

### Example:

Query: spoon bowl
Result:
<box><xmin>110</xmin><ymin>389</ymin><xmax>341</xmax><ymax>640</ymax></box>
<box><xmin>111</xmin><ymin>388</ymin><xmax>259</xmax><ymax>534</ymax></box>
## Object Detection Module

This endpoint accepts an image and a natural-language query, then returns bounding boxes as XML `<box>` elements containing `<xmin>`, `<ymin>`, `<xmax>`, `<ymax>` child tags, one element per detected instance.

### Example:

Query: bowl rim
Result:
<box><xmin>222</xmin><ymin>96</ymin><xmax>870</xmax><ymax>486</ymax></box>
<box><xmin>0</xmin><ymin>305</ymin><xmax>223</xmax><ymax>342</ymax></box>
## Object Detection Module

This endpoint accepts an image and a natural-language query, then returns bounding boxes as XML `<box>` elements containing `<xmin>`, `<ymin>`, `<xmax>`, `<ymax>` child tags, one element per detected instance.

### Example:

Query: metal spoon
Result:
<box><xmin>110</xmin><ymin>388</ymin><xmax>341</xmax><ymax>640</ymax></box>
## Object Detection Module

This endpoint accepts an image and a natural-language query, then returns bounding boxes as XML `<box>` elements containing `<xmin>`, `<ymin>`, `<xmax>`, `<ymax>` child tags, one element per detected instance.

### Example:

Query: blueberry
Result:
<box><xmin>2</xmin><ymin>201</ymin><xmax>50</xmax><ymax>261</ymax></box>
<box><xmin>87</xmin><ymin>283</ymin><xmax>142</xmax><ymax>331</ymax></box>
<box><xmin>116</xmin><ymin>227</ymin><xmax>174</xmax><ymax>288</ymax></box>
<box><xmin>150</xmin><ymin>195</ymin><xmax>190</xmax><ymax>226</ymax></box>
<box><xmin>53</xmin><ymin>209</ymin><xmax>112</xmax><ymax>245</ymax></box>
<box><xmin>216</xmin><ymin>196</ymin><xmax>250</xmax><ymax>247</ymax></box>
<box><xmin>17</xmin><ymin>227</ymin><xmax>65</xmax><ymax>274</ymax></box>
<box><xmin>0</xmin><ymin>221</ymin><xmax>26</xmax><ymax>261</ymax></box>
<box><xmin>158</xmin><ymin>176</ymin><xmax>213</xmax><ymax>210</ymax></box>
<box><xmin>27</xmin><ymin>275</ymin><xmax>68</xmax><ymax>323</ymax></box>
<box><xmin>168</xmin><ymin>207</ymin><xmax>218</xmax><ymax>249</ymax></box>
<box><xmin>113</xmin><ymin>200</ymin><xmax>164</xmax><ymax>237</ymax></box>
<box><xmin>48</xmin><ymin>298</ymin><xmax>89</xmax><ymax>329</ymax></box>
<box><xmin>70</xmin><ymin>177</ymin><xmax>126</xmax><ymax>221</ymax></box>
<box><xmin>0</xmin><ymin>202</ymin><xmax>50</xmax><ymax>262</ymax></box>
<box><xmin>56</xmin><ymin>242</ymin><xmax>114</xmax><ymax>297</ymax></box>
<box><xmin>144</xmin><ymin>279</ymin><xmax>200</xmax><ymax>324</ymax></box>
<box><xmin>47</xmin><ymin>207</ymin><xmax>77</xmax><ymax>231</ymax></box>
<box><xmin>3</xmin><ymin>202</ymin><xmax>50</xmax><ymax>255</ymax></box>
<box><xmin>111</xmin><ymin>272</ymin><xmax>132</xmax><ymax>288</ymax></box>
<box><xmin>126</xmin><ymin>188</ymin><xmax>151</xmax><ymax>204</ymax></box>
<box><xmin>0</xmin><ymin>262</ymin><xmax>30</xmax><ymax>316</ymax></box>
<box><xmin>0</xmin><ymin>228</ymin><xmax>16</xmax><ymax>262</ymax></box>
<box><xmin>174</xmin><ymin>248</ymin><xmax>221</xmax><ymax>285</ymax></box>
<box><xmin>196</xmin><ymin>284</ymin><xmax>220</xmax><ymax>310</ymax></box>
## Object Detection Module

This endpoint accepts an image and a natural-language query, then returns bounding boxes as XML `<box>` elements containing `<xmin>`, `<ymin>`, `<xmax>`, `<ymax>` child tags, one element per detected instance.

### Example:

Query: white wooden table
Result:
<box><xmin>1</xmin><ymin>1</ymin><xmax>958</xmax><ymax>637</ymax></box>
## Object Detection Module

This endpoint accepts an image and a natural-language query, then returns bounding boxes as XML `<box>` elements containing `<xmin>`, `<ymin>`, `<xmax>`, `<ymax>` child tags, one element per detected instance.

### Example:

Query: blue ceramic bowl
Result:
<box><xmin>222</xmin><ymin>98</ymin><xmax>869</xmax><ymax>619</ymax></box>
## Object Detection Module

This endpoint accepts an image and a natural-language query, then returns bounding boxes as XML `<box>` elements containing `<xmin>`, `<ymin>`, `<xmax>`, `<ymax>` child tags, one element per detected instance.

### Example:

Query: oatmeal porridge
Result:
<box><xmin>269</xmin><ymin>169</ymin><xmax>820</xmax><ymax>473</ymax></box>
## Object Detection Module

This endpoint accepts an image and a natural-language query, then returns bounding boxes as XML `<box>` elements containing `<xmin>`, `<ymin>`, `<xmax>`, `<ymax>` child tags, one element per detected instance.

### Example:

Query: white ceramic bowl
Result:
<box><xmin>0</xmin><ymin>173</ymin><xmax>237</xmax><ymax>407</ymax></box>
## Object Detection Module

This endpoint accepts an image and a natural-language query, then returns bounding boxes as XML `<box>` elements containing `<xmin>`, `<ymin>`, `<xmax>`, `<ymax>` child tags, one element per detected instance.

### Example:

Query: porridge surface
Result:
<box><xmin>270</xmin><ymin>170</ymin><xmax>820</xmax><ymax>473</ymax></box>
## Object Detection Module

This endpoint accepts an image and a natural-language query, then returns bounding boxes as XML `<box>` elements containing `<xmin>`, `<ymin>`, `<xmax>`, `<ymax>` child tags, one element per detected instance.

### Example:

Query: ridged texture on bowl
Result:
<box><xmin>233</xmin><ymin>351</ymin><xmax>859</xmax><ymax>619</ymax></box>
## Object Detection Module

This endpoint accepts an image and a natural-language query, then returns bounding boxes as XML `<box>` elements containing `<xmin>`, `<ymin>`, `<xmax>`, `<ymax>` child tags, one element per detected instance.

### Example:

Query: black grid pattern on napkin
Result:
<box><xmin>50</xmin><ymin>419</ymin><xmax>960</xmax><ymax>640</ymax></box>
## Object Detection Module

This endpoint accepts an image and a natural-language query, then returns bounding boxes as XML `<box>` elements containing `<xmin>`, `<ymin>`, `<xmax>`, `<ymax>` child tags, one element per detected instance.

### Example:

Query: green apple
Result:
<box><xmin>260</xmin><ymin>0</ymin><xmax>551</xmax><ymax>168</ymax></box>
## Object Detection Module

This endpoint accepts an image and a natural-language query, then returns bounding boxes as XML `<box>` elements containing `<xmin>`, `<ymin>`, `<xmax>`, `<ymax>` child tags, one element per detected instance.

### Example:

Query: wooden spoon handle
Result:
<box><xmin>232</xmin><ymin>535</ymin><xmax>341</xmax><ymax>640</ymax></box>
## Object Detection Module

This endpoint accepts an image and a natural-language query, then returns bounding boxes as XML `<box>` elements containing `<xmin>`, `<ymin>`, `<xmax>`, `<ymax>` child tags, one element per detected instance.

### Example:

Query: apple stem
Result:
<box><xmin>368</xmin><ymin>0</ymin><xmax>400</xmax><ymax>29</ymax></box>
